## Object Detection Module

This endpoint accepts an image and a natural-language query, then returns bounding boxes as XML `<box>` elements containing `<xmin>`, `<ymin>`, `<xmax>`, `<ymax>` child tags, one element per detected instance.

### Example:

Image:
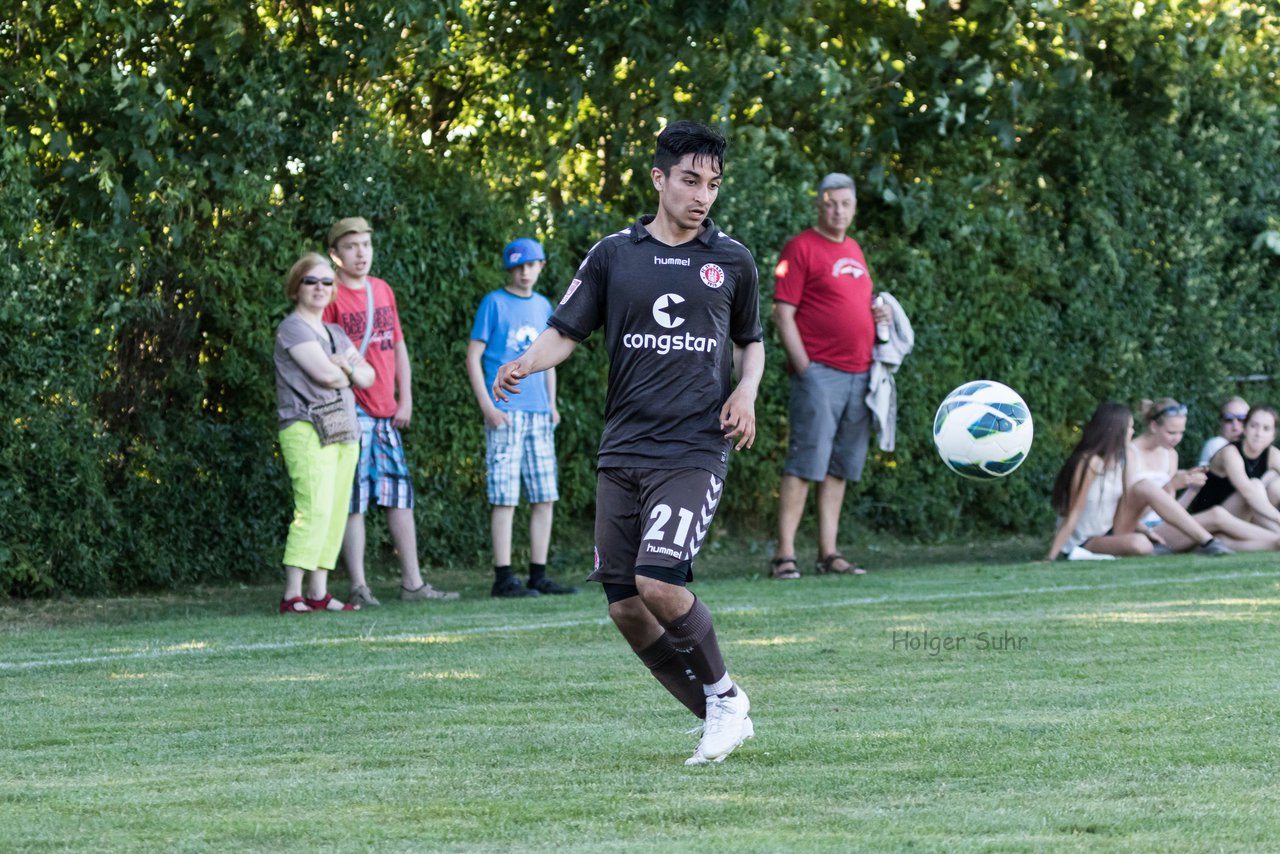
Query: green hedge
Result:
<box><xmin>3</xmin><ymin>1</ymin><xmax>1278</xmax><ymax>595</ymax></box>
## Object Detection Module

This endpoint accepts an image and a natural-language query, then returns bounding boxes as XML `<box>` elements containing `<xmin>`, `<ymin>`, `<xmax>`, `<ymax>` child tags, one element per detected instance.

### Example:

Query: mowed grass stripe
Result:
<box><xmin>3</xmin><ymin>566</ymin><xmax>1276</xmax><ymax>672</ymax></box>
<box><xmin>3</xmin><ymin>556</ymin><xmax>1278</xmax><ymax>851</ymax></box>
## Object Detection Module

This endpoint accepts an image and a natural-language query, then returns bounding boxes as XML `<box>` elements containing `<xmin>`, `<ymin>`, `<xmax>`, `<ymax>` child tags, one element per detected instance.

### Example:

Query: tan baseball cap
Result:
<box><xmin>328</xmin><ymin>216</ymin><xmax>372</xmax><ymax>247</ymax></box>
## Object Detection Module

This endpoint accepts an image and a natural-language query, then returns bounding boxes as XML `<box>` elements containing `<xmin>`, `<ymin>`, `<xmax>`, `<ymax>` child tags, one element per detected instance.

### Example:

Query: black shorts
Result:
<box><xmin>588</xmin><ymin>467</ymin><xmax>725</xmax><ymax>586</ymax></box>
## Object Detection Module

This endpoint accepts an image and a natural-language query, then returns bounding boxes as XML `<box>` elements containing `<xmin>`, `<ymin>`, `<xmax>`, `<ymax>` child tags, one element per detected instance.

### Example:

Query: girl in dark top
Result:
<box><xmin>1187</xmin><ymin>405</ymin><xmax>1280</xmax><ymax>531</ymax></box>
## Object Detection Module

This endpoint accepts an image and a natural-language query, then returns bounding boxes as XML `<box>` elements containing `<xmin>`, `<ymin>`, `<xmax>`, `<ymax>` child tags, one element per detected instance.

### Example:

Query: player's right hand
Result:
<box><xmin>492</xmin><ymin>362</ymin><xmax>525</xmax><ymax>403</ymax></box>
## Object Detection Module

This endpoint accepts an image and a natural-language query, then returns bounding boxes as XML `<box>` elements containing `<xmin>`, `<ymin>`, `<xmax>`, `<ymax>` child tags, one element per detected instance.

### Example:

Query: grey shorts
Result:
<box><xmin>784</xmin><ymin>363</ymin><xmax>871</xmax><ymax>483</ymax></box>
<box><xmin>587</xmin><ymin>467</ymin><xmax>726</xmax><ymax>586</ymax></box>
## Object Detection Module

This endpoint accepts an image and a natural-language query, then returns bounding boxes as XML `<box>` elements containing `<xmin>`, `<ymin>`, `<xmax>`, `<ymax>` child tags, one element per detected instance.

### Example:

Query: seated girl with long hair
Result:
<box><xmin>1046</xmin><ymin>402</ymin><xmax>1237</xmax><ymax>560</ymax></box>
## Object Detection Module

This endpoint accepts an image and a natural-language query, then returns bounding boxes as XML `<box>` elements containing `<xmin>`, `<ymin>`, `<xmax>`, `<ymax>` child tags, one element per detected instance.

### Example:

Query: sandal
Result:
<box><xmin>279</xmin><ymin>596</ymin><xmax>312</xmax><ymax>614</ymax></box>
<box><xmin>816</xmin><ymin>553</ymin><xmax>867</xmax><ymax>576</ymax></box>
<box><xmin>304</xmin><ymin>593</ymin><xmax>359</xmax><ymax>611</ymax></box>
<box><xmin>769</xmin><ymin>556</ymin><xmax>801</xmax><ymax>580</ymax></box>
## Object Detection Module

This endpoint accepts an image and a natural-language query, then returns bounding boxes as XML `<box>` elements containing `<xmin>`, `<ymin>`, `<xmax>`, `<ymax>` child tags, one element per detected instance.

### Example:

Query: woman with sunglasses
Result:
<box><xmin>274</xmin><ymin>252</ymin><xmax>375</xmax><ymax>612</ymax></box>
<box><xmin>1132</xmin><ymin>399</ymin><xmax>1279</xmax><ymax>552</ymax></box>
<box><xmin>1047</xmin><ymin>402</ymin><xmax>1239</xmax><ymax>561</ymax></box>
<box><xmin>1197</xmin><ymin>397</ymin><xmax>1250</xmax><ymax>467</ymax></box>
<box><xmin>1186</xmin><ymin>404</ymin><xmax>1280</xmax><ymax>532</ymax></box>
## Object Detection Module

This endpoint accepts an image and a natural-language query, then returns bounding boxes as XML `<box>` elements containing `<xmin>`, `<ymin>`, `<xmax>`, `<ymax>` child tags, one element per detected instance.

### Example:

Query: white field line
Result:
<box><xmin>2</xmin><ymin>569</ymin><xmax>1277</xmax><ymax>673</ymax></box>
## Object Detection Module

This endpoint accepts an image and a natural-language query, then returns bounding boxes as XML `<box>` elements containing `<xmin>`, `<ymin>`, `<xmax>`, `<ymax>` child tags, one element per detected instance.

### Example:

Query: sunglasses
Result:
<box><xmin>1221</xmin><ymin>413</ymin><xmax>1248</xmax><ymax>423</ymax></box>
<box><xmin>1159</xmin><ymin>404</ymin><xmax>1187</xmax><ymax>417</ymax></box>
<box><xmin>301</xmin><ymin>276</ymin><xmax>335</xmax><ymax>286</ymax></box>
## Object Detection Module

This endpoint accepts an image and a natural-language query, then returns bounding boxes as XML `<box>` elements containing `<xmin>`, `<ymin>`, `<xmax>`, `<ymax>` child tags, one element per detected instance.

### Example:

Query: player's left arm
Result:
<box><xmin>721</xmin><ymin>340</ymin><xmax>765</xmax><ymax>451</ymax></box>
<box><xmin>393</xmin><ymin>339</ymin><xmax>412</xmax><ymax>429</ymax></box>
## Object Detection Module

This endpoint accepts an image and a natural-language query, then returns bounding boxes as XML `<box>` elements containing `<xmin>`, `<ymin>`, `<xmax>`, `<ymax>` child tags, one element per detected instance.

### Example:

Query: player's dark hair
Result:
<box><xmin>653</xmin><ymin>120</ymin><xmax>726</xmax><ymax>176</ymax></box>
<box><xmin>1050</xmin><ymin>402</ymin><xmax>1131</xmax><ymax>515</ymax></box>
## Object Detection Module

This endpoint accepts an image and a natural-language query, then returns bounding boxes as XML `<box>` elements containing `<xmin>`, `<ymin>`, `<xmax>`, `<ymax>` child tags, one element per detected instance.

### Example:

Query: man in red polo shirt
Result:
<box><xmin>770</xmin><ymin>174</ymin><xmax>891</xmax><ymax>580</ymax></box>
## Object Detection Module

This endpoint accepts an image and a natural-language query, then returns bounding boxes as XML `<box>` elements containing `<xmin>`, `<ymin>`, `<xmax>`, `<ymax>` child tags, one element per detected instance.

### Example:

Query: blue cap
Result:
<box><xmin>503</xmin><ymin>237</ymin><xmax>545</xmax><ymax>269</ymax></box>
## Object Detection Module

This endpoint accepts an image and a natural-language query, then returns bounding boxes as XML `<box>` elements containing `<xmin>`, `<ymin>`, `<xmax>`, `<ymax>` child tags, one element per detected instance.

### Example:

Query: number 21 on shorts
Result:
<box><xmin>644</xmin><ymin>503</ymin><xmax>695</xmax><ymax>553</ymax></box>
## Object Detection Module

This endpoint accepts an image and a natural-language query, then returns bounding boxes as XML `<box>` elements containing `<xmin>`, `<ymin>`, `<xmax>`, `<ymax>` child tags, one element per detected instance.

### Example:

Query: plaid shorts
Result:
<box><xmin>485</xmin><ymin>411</ymin><xmax>559</xmax><ymax>506</ymax></box>
<box><xmin>349</xmin><ymin>406</ymin><xmax>415</xmax><ymax>513</ymax></box>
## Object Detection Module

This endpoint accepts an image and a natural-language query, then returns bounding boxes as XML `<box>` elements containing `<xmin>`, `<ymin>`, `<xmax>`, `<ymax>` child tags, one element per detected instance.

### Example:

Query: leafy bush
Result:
<box><xmin>2</xmin><ymin>1</ymin><xmax>1277</xmax><ymax>594</ymax></box>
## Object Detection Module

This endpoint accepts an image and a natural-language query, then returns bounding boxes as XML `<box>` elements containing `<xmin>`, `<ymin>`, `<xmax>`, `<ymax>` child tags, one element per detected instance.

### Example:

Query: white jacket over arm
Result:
<box><xmin>865</xmin><ymin>292</ymin><xmax>914</xmax><ymax>452</ymax></box>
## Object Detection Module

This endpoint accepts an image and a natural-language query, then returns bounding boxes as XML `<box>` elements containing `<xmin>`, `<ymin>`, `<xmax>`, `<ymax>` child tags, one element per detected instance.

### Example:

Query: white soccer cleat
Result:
<box><xmin>685</xmin><ymin>716</ymin><xmax>753</xmax><ymax>765</ymax></box>
<box><xmin>688</xmin><ymin>687</ymin><xmax>752</xmax><ymax>763</ymax></box>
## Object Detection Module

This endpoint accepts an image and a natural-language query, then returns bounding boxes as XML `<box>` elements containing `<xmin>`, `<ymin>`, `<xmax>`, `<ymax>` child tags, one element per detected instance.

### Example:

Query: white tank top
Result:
<box><xmin>1131</xmin><ymin>445</ymin><xmax>1172</xmax><ymax>526</ymax></box>
<box><xmin>1062</xmin><ymin>462</ymin><xmax>1125</xmax><ymax>554</ymax></box>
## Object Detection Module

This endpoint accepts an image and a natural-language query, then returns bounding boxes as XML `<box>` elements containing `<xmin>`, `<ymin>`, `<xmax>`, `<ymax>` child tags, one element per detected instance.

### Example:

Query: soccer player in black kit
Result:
<box><xmin>493</xmin><ymin>120</ymin><xmax>765</xmax><ymax>765</ymax></box>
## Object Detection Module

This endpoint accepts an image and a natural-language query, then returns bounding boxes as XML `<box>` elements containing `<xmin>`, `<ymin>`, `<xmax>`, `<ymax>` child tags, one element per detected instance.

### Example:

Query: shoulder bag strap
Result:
<box><xmin>357</xmin><ymin>282</ymin><xmax>375</xmax><ymax>356</ymax></box>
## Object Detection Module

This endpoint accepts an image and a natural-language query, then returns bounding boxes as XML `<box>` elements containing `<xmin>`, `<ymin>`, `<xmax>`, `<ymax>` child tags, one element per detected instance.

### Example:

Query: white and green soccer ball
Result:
<box><xmin>932</xmin><ymin>380</ymin><xmax>1034</xmax><ymax>480</ymax></box>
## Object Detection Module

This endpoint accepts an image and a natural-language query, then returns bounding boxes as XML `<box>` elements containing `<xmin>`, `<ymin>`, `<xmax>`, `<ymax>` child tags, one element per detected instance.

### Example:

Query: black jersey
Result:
<box><xmin>549</xmin><ymin>215</ymin><xmax>763</xmax><ymax>477</ymax></box>
<box><xmin>1187</xmin><ymin>440</ymin><xmax>1274</xmax><ymax>513</ymax></box>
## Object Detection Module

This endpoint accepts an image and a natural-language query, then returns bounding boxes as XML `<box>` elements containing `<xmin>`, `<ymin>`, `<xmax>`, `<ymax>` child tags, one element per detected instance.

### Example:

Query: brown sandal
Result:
<box><xmin>769</xmin><ymin>556</ymin><xmax>801</xmax><ymax>580</ymax></box>
<box><xmin>816</xmin><ymin>553</ymin><xmax>867</xmax><ymax>575</ymax></box>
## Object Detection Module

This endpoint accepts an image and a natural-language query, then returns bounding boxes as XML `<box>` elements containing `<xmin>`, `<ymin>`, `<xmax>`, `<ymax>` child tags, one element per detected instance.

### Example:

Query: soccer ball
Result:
<box><xmin>932</xmin><ymin>380</ymin><xmax>1034</xmax><ymax>480</ymax></box>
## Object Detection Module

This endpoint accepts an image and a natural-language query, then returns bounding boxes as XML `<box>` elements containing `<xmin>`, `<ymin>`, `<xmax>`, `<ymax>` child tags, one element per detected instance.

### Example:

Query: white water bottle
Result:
<box><xmin>873</xmin><ymin>294</ymin><xmax>889</xmax><ymax>344</ymax></box>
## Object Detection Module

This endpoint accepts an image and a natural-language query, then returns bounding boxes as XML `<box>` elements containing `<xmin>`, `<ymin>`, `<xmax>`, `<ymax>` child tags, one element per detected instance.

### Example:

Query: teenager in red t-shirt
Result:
<box><xmin>323</xmin><ymin>217</ymin><xmax>458</xmax><ymax>605</ymax></box>
<box><xmin>770</xmin><ymin>174</ymin><xmax>891</xmax><ymax>580</ymax></box>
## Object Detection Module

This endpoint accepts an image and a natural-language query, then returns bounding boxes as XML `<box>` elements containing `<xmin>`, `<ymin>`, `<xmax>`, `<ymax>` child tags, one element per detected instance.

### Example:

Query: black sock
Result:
<box><xmin>494</xmin><ymin>565</ymin><xmax>514</xmax><ymax>582</ymax></box>
<box><xmin>528</xmin><ymin>562</ymin><xmax>547</xmax><ymax>583</ymax></box>
<box><xmin>717</xmin><ymin>685</ymin><xmax>738</xmax><ymax>699</ymax></box>
<box><xmin>636</xmin><ymin>634</ymin><xmax>707</xmax><ymax>718</ymax></box>
<box><xmin>662</xmin><ymin>598</ymin><xmax>728</xmax><ymax>686</ymax></box>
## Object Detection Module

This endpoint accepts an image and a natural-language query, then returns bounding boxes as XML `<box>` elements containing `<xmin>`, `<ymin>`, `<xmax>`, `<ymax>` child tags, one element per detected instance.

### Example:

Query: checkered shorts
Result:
<box><xmin>349</xmin><ymin>406</ymin><xmax>415</xmax><ymax>512</ymax></box>
<box><xmin>485</xmin><ymin>411</ymin><xmax>559</xmax><ymax>506</ymax></box>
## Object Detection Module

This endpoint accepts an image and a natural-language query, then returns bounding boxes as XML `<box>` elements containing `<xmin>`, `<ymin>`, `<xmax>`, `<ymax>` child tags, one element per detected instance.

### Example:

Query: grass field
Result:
<box><xmin>2</xmin><ymin>541</ymin><xmax>1278</xmax><ymax>852</ymax></box>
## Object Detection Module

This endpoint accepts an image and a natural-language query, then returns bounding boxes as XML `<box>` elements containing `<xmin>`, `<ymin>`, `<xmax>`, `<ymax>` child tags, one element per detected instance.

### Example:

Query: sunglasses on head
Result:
<box><xmin>302</xmin><ymin>276</ymin><xmax>335</xmax><ymax>286</ymax></box>
<box><xmin>1221</xmin><ymin>413</ymin><xmax>1248</xmax><ymax>422</ymax></box>
<box><xmin>1159</xmin><ymin>403</ymin><xmax>1187</xmax><ymax>418</ymax></box>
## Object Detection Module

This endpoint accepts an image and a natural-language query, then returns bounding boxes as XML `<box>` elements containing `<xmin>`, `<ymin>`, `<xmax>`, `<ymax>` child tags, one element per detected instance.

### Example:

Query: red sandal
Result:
<box><xmin>304</xmin><ymin>593</ymin><xmax>359</xmax><ymax>611</ymax></box>
<box><xmin>279</xmin><ymin>596</ymin><xmax>313</xmax><ymax>614</ymax></box>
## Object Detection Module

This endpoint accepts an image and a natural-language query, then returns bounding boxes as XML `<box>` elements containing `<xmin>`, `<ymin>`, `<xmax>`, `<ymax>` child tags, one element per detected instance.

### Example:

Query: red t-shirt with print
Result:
<box><xmin>772</xmin><ymin>228</ymin><xmax>876</xmax><ymax>373</ymax></box>
<box><xmin>322</xmin><ymin>276</ymin><xmax>405</xmax><ymax>418</ymax></box>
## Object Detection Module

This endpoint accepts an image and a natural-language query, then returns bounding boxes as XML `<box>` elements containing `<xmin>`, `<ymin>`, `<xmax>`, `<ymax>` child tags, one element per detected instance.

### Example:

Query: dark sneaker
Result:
<box><xmin>491</xmin><ymin>576</ymin><xmax>540</xmax><ymax>598</ymax></box>
<box><xmin>1197</xmin><ymin>537</ymin><xmax>1233</xmax><ymax>556</ymax></box>
<box><xmin>529</xmin><ymin>577</ymin><xmax>579</xmax><ymax>595</ymax></box>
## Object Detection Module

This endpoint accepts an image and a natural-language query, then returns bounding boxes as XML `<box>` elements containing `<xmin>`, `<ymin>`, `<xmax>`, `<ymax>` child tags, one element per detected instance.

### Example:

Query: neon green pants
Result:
<box><xmin>279</xmin><ymin>421</ymin><xmax>359</xmax><ymax>571</ymax></box>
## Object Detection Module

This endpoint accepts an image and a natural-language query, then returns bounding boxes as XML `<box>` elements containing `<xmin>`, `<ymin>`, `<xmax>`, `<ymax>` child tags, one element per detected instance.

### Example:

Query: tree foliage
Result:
<box><xmin>2</xmin><ymin>0</ymin><xmax>1278</xmax><ymax>594</ymax></box>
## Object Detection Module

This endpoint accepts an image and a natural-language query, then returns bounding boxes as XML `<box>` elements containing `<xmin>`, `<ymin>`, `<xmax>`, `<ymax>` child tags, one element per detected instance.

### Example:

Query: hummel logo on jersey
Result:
<box><xmin>651</xmin><ymin>293</ymin><xmax>686</xmax><ymax>329</ymax></box>
<box><xmin>832</xmin><ymin>258</ymin><xmax>866</xmax><ymax>278</ymax></box>
<box><xmin>654</xmin><ymin>257</ymin><xmax>690</xmax><ymax>266</ymax></box>
<box><xmin>622</xmin><ymin>295</ymin><xmax>719</xmax><ymax>356</ymax></box>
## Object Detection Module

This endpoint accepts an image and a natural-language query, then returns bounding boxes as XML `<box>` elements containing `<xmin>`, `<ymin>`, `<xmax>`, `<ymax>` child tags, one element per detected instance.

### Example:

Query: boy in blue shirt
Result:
<box><xmin>466</xmin><ymin>238</ymin><xmax>578</xmax><ymax>597</ymax></box>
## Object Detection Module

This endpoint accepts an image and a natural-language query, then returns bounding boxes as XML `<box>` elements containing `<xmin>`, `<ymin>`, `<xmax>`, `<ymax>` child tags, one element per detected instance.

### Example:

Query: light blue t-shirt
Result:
<box><xmin>470</xmin><ymin>288</ymin><xmax>553</xmax><ymax>413</ymax></box>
